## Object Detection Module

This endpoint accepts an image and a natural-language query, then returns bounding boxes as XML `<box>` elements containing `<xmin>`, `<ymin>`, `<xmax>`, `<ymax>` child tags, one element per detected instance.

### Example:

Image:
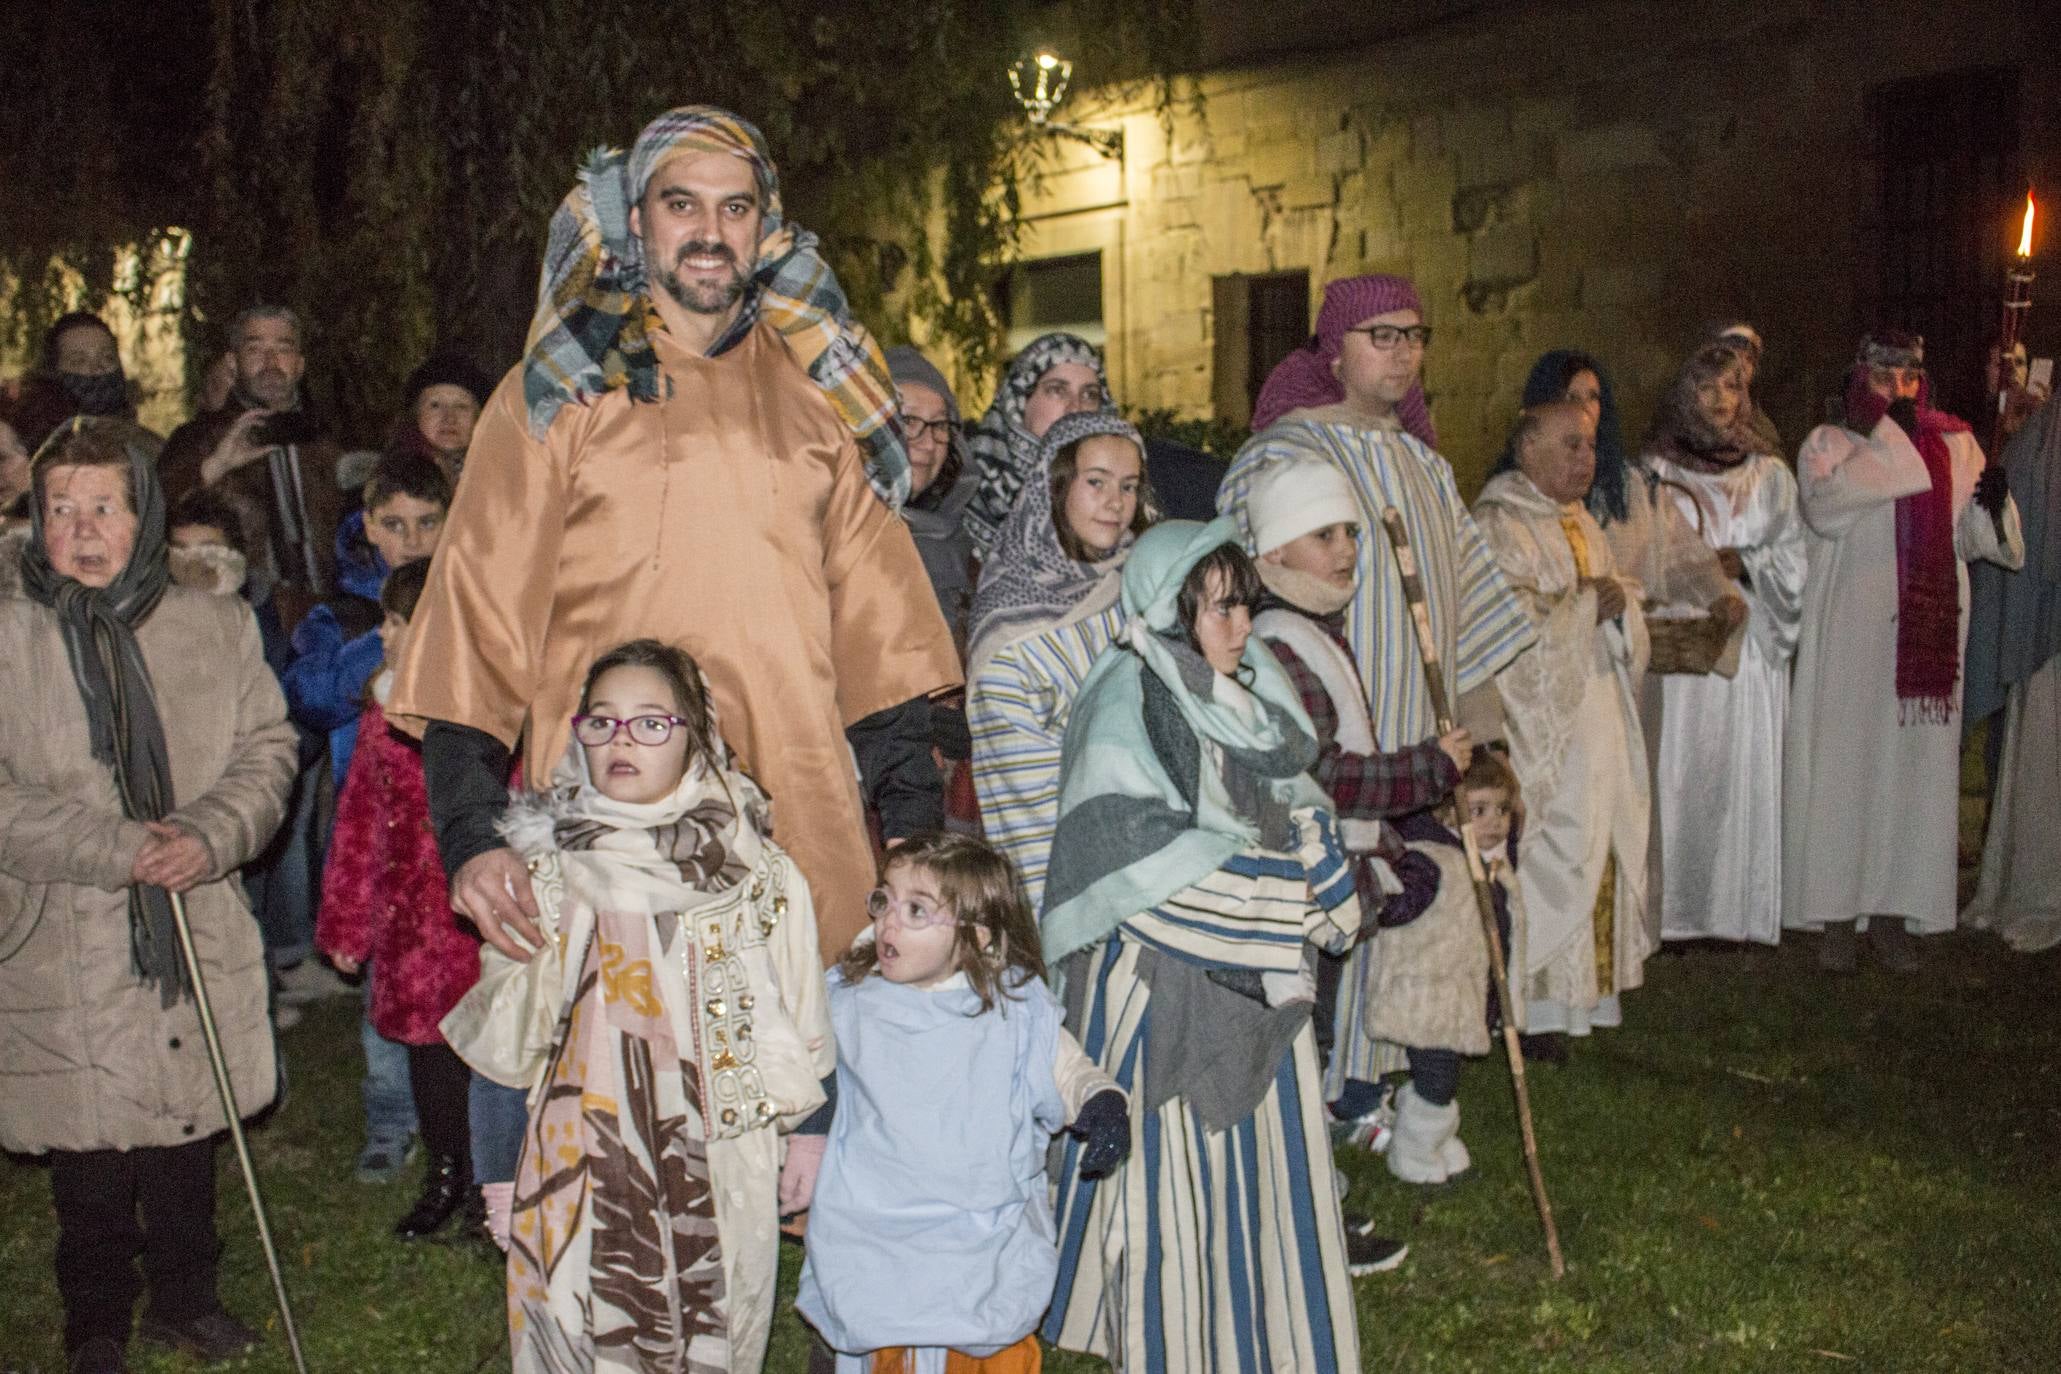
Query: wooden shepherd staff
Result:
<box><xmin>1380</xmin><ymin>506</ymin><xmax>1566</xmax><ymax>1279</ymax></box>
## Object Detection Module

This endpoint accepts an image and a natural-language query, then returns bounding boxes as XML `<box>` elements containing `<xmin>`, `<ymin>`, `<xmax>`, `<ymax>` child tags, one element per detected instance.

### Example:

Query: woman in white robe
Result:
<box><xmin>1639</xmin><ymin>346</ymin><xmax>1806</xmax><ymax>945</ymax></box>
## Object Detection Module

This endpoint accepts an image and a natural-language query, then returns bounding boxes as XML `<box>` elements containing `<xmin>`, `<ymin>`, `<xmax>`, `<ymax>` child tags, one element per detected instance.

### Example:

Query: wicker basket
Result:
<box><xmin>1645</xmin><ymin>610</ymin><xmax>1734</xmax><ymax>675</ymax></box>
<box><xmin>1643</xmin><ymin>476</ymin><xmax>1737</xmax><ymax>676</ymax></box>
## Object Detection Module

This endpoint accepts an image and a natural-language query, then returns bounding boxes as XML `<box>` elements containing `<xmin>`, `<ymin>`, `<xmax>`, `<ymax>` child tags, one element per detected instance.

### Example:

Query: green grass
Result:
<box><xmin>4</xmin><ymin>932</ymin><xmax>2057</xmax><ymax>1372</ymax></box>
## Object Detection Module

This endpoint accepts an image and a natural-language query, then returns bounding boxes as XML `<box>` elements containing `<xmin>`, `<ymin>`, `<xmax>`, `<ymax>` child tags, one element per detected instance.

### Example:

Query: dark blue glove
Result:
<box><xmin>1975</xmin><ymin>464</ymin><xmax>2010</xmax><ymax>518</ymax></box>
<box><xmin>1377</xmin><ymin>849</ymin><xmax>1443</xmax><ymax>929</ymax></box>
<box><xmin>1074</xmin><ymin>1089</ymin><xmax>1131</xmax><ymax>1179</ymax></box>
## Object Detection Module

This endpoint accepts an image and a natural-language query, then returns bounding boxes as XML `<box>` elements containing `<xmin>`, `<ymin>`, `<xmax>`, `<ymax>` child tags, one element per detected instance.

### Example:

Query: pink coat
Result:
<box><xmin>317</xmin><ymin>701</ymin><xmax>480</xmax><ymax>1044</ymax></box>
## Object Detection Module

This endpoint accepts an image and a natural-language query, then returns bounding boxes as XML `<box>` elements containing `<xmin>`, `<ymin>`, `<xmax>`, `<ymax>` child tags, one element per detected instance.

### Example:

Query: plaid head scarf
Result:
<box><xmin>522</xmin><ymin>105</ymin><xmax>909</xmax><ymax>508</ymax></box>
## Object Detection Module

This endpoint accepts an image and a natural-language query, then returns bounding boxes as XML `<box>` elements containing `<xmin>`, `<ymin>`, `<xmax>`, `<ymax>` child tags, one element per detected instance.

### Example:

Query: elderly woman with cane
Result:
<box><xmin>0</xmin><ymin>417</ymin><xmax>297</xmax><ymax>1374</ymax></box>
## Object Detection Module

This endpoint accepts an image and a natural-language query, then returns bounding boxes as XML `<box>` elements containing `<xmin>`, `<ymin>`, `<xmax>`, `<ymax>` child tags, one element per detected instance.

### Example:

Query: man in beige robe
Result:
<box><xmin>1473</xmin><ymin>402</ymin><xmax>1653</xmax><ymax>1043</ymax></box>
<box><xmin>392</xmin><ymin>107</ymin><xmax>958</xmax><ymax>967</ymax></box>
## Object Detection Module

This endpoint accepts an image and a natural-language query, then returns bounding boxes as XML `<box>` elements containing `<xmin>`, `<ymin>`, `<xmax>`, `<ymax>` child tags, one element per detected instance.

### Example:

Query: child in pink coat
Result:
<box><xmin>316</xmin><ymin>559</ymin><xmax>482</xmax><ymax>1241</ymax></box>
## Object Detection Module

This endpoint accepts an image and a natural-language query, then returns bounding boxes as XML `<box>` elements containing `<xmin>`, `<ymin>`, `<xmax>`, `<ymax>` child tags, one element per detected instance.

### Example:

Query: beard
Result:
<box><xmin>243</xmin><ymin>367</ymin><xmax>298</xmax><ymax>410</ymax></box>
<box><xmin>658</xmin><ymin>241</ymin><xmax>749</xmax><ymax>316</ymax></box>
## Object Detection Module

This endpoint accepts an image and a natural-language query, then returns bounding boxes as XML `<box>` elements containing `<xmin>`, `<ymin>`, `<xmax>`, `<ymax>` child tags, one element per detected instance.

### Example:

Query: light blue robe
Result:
<box><xmin>797</xmin><ymin>968</ymin><xmax>1067</xmax><ymax>1364</ymax></box>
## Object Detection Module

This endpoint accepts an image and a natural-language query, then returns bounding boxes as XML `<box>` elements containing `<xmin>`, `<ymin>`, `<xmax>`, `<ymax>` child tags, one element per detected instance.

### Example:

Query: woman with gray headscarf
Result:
<box><xmin>968</xmin><ymin>410</ymin><xmax>1155</xmax><ymax>908</ymax></box>
<box><xmin>0</xmin><ymin>418</ymin><xmax>297</xmax><ymax>1371</ymax></box>
<box><xmin>962</xmin><ymin>332</ymin><xmax>1116</xmax><ymax>558</ymax></box>
<box><xmin>886</xmin><ymin>346</ymin><xmax>977</xmax><ymax>646</ymax></box>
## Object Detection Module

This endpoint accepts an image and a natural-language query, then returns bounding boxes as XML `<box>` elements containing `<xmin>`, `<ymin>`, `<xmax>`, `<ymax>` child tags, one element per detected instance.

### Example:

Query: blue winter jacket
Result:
<box><xmin>281</xmin><ymin>512</ymin><xmax>388</xmax><ymax>781</ymax></box>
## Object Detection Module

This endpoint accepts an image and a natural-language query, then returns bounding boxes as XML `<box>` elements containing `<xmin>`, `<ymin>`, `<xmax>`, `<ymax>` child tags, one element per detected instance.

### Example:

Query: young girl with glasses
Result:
<box><xmin>442</xmin><ymin>637</ymin><xmax>835</xmax><ymax>1374</ymax></box>
<box><xmin>794</xmin><ymin>832</ymin><xmax>1131</xmax><ymax>1373</ymax></box>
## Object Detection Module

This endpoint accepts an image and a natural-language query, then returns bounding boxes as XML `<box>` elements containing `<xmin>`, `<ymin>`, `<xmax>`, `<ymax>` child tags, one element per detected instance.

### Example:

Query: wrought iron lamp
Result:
<box><xmin>1007</xmin><ymin>49</ymin><xmax>1123</xmax><ymax>160</ymax></box>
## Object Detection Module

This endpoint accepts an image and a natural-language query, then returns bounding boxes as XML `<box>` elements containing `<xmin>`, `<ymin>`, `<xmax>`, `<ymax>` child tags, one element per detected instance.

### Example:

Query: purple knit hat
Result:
<box><xmin>1250</xmin><ymin>274</ymin><xmax>1437</xmax><ymax>446</ymax></box>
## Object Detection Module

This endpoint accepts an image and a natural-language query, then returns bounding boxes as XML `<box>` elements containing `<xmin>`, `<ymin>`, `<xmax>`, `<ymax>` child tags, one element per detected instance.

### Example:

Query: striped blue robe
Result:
<box><xmin>968</xmin><ymin>603</ymin><xmax>1129</xmax><ymax>911</ymax></box>
<box><xmin>1221</xmin><ymin>416</ymin><xmax>1535</xmax><ymax>1095</ymax></box>
<box><xmin>1045</xmin><ymin>852</ymin><xmax>1360</xmax><ymax>1374</ymax></box>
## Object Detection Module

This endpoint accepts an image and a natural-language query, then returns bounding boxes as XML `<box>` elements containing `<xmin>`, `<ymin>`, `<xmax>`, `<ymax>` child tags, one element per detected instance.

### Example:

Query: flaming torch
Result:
<box><xmin>1993</xmin><ymin>191</ymin><xmax>2036</xmax><ymax>452</ymax></box>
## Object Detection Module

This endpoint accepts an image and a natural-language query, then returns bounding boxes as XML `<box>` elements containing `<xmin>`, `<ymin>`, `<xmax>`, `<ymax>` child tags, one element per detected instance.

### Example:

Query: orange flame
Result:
<box><xmin>2017</xmin><ymin>192</ymin><xmax>2035</xmax><ymax>258</ymax></box>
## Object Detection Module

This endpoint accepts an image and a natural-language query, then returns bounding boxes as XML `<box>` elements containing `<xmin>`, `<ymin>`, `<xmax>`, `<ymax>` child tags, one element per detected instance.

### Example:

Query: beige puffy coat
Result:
<box><xmin>1366</xmin><ymin>842</ymin><xmax>1526</xmax><ymax>1055</ymax></box>
<box><xmin>0</xmin><ymin>585</ymin><xmax>296</xmax><ymax>1153</ymax></box>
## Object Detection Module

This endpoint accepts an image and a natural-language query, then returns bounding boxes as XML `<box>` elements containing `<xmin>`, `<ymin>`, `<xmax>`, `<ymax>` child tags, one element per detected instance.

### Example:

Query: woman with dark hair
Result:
<box><xmin>967</xmin><ymin>411</ymin><xmax>1155</xmax><ymax>907</ymax></box>
<box><xmin>1641</xmin><ymin>344</ymin><xmax>1806</xmax><ymax>947</ymax></box>
<box><xmin>1041</xmin><ymin>519</ymin><xmax>1365</xmax><ymax>1373</ymax></box>
<box><xmin>1</xmin><ymin>312</ymin><xmax>162</xmax><ymax>459</ymax></box>
<box><xmin>0</xmin><ymin>418</ymin><xmax>297</xmax><ymax>1371</ymax></box>
<box><xmin>1514</xmin><ymin>349</ymin><xmax>1630</xmax><ymax>525</ymax></box>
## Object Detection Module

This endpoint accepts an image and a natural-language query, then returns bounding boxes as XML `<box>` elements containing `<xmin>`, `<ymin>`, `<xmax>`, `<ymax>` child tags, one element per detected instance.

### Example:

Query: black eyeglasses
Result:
<box><xmin>1346</xmin><ymin>324</ymin><xmax>1433</xmax><ymax>351</ymax></box>
<box><xmin>900</xmin><ymin>414</ymin><xmax>958</xmax><ymax>443</ymax></box>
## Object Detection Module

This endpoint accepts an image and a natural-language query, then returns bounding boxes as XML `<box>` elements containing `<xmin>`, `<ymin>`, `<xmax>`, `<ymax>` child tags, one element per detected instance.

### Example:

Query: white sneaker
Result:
<box><xmin>1331</xmin><ymin>1082</ymin><xmax>1396</xmax><ymax>1154</ymax></box>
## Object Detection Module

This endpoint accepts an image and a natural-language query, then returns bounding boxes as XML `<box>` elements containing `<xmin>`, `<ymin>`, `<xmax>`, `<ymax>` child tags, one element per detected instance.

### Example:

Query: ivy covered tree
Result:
<box><xmin>2</xmin><ymin>0</ymin><xmax>1195</xmax><ymax>439</ymax></box>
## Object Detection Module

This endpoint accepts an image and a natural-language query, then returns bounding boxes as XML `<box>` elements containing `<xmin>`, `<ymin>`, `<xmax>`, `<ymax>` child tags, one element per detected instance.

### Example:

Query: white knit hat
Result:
<box><xmin>1244</xmin><ymin>456</ymin><xmax>1361</xmax><ymax>555</ymax></box>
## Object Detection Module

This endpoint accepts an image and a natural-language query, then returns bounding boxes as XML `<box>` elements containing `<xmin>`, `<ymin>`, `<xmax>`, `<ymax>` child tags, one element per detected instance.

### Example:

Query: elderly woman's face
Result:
<box><xmin>42</xmin><ymin>463</ymin><xmax>138</xmax><ymax>588</ymax></box>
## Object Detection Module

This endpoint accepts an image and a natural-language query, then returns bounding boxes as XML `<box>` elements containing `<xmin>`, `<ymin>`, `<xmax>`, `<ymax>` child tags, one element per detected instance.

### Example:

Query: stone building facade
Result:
<box><xmin>944</xmin><ymin>0</ymin><xmax>2056</xmax><ymax>490</ymax></box>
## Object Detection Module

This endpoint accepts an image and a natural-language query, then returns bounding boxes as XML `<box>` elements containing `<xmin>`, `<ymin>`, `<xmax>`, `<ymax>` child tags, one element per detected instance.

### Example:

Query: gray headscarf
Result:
<box><xmin>17</xmin><ymin>417</ymin><xmax>184</xmax><ymax>1006</ymax></box>
<box><xmin>967</xmin><ymin>410</ymin><xmax>1145</xmax><ymax>679</ymax></box>
<box><xmin>963</xmin><ymin>332</ymin><xmax>1113</xmax><ymax>557</ymax></box>
<box><xmin>886</xmin><ymin>346</ymin><xmax>976</xmax><ymax>637</ymax></box>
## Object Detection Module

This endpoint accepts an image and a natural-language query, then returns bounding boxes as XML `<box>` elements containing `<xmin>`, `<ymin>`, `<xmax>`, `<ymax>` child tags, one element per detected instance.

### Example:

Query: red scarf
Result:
<box><xmin>1845</xmin><ymin>371</ymin><xmax>1968</xmax><ymax>722</ymax></box>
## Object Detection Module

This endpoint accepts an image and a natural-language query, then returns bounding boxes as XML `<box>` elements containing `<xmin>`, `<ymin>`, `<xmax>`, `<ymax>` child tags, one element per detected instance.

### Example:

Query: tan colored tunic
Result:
<box><xmin>391</xmin><ymin>322</ymin><xmax>959</xmax><ymax>961</ymax></box>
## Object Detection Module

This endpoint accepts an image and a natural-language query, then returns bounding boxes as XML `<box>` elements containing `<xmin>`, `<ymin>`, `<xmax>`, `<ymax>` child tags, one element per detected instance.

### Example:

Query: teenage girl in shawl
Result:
<box><xmin>1040</xmin><ymin>519</ymin><xmax>1366</xmax><ymax>1374</ymax></box>
<box><xmin>794</xmin><ymin>832</ymin><xmax>1131</xmax><ymax>1373</ymax></box>
<box><xmin>967</xmin><ymin>412</ymin><xmax>1155</xmax><ymax>909</ymax></box>
<box><xmin>452</xmin><ymin>638</ymin><xmax>834</xmax><ymax>1374</ymax></box>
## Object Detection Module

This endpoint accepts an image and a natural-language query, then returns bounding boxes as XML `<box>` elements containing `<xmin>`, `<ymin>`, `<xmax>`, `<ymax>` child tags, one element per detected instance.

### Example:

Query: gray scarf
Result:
<box><xmin>18</xmin><ymin>420</ymin><xmax>182</xmax><ymax>1005</ymax></box>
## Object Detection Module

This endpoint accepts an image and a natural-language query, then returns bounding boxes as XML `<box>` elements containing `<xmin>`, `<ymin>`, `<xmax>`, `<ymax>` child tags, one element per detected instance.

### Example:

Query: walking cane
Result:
<box><xmin>1379</xmin><ymin>507</ymin><xmax>1566</xmax><ymax>1279</ymax></box>
<box><xmin>166</xmin><ymin>889</ymin><xmax>312</xmax><ymax>1372</ymax></box>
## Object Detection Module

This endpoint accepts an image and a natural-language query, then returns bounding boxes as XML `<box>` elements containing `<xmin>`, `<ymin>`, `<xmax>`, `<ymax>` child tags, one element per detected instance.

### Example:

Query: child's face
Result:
<box><xmin>870</xmin><ymin>862</ymin><xmax>965</xmax><ymax>990</ymax></box>
<box><xmin>380</xmin><ymin>611</ymin><xmax>412</xmax><ymax>669</ymax></box>
<box><xmin>169</xmin><ymin>521</ymin><xmax>230</xmax><ymax>552</ymax></box>
<box><xmin>580</xmin><ymin>664</ymin><xmax>693</xmax><ymax>805</ymax></box>
<box><xmin>1261</xmin><ymin>521</ymin><xmax>1360</xmax><ymax>589</ymax></box>
<box><xmin>1462</xmin><ymin>785</ymin><xmax>1514</xmax><ymax>855</ymax></box>
<box><xmin>1191</xmin><ymin>565</ymin><xmax>1254</xmax><ymax>676</ymax></box>
<box><xmin>1060</xmin><ymin>435</ymin><xmax>1142</xmax><ymax>559</ymax></box>
<box><xmin>365</xmin><ymin>494</ymin><xmax>446</xmax><ymax>569</ymax></box>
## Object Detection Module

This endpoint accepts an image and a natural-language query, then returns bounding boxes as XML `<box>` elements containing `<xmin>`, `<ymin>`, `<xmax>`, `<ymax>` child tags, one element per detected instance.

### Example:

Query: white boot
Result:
<box><xmin>1385</xmin><ymin>1082</ymin><xmax>1454</xmax><ymax>1185</ymax></box>
<box><xmin>1437</xmin><ymin>1099</ymin><xmax>1471</xmax><ymax>1178</ymax></box>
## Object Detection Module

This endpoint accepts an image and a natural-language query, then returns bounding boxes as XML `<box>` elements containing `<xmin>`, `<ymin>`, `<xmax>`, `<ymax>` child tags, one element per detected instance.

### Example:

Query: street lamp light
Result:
<box><xmin>1007</xmin><ymin>48</ymin><xmax>1123</xmax><ymax>160</ymax></box>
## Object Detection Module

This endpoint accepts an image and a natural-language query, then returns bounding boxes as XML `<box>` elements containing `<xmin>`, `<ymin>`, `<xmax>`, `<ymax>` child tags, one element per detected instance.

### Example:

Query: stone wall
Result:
<box><xmin>947</xmin><ymin>0</ymin><xmax>2058</xmax><ymax>492</ymax></box>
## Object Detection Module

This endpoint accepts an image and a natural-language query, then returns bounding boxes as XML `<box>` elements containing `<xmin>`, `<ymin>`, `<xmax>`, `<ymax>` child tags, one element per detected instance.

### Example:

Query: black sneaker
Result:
<box><xmin>67</xmin><ymin>1337</ymin><xmax>129</xmax><ymax>1374</ymax></box>
<box><xmin>137</xmin><ymin>1308</ymin><xmax>258</xmax><ymax>1362</ymax></box>
<box><xmin>1343</xmin><ymin>1217</ymin><xmax>1408</xmax><ymax>1275</ymax></box>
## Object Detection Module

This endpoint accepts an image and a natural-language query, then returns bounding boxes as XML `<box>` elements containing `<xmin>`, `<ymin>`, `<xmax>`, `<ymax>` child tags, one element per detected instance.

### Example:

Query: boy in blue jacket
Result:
<box><xmin>283</xmin><ymin>451</ymin><xmax>451</xmax><ymax>1183</ymax></box>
